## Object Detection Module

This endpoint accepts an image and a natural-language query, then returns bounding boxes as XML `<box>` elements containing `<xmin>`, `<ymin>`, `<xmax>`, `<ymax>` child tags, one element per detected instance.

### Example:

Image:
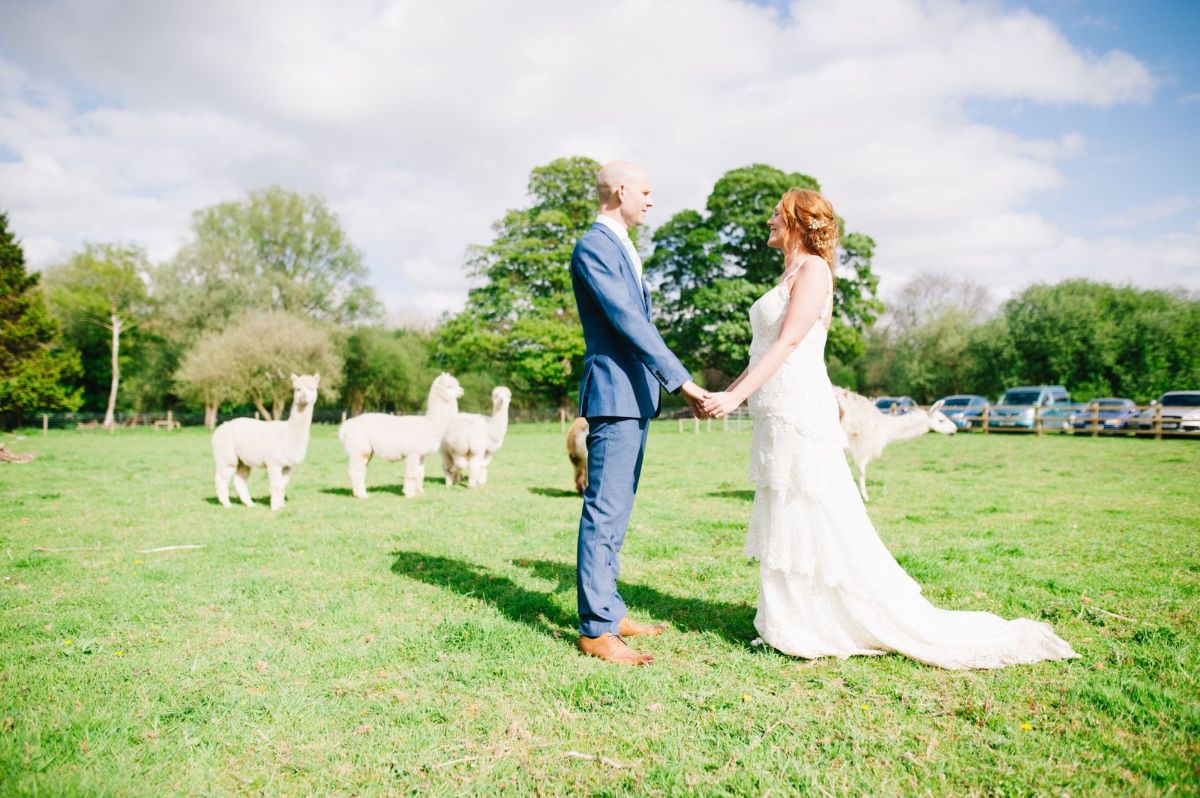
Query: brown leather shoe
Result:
<box><xmin>618</xmin><ymin>616</ymin><xmax>666</xmax><ymax>637</ymax></box>
<box><xmin>578</xmin><ymin>633</ymin><xmax>654</xmax><ymax>666</ymax></box>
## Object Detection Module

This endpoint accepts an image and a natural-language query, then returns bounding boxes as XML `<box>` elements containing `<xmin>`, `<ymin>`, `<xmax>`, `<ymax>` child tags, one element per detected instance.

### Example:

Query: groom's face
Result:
<box><xmin>619</xmin><ymin>169</ymin><xmax>654</xmax><ymax>228</ymax></box>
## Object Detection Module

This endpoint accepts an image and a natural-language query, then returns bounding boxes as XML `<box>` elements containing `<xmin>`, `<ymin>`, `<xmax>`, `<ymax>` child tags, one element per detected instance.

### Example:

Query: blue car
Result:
<box><xmin>932</xmin><ymin>394</ymin><xmax>989</xmax><ymax>430</ymax></box>
<box><xmin>987</xmin><ymin>385</ymin><xmax>1074</xmax><ymax>430</ymax></box>
<box><xmin>1070</xmin><ymin>398</ymin><xmax>1139</xmax><ymax>432</ymax></box>
<box><xmin>874</xmin><ymin>395</ymin><xmax>917</xmax><ymax>415</ymax></box>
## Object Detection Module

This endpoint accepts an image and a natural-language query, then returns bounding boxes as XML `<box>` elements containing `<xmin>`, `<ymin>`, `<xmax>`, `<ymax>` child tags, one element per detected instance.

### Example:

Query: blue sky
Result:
<box><xmin>1</xmin><ymin>0</ymin><xmax>1196</xmax><ymax>318</ymax></box>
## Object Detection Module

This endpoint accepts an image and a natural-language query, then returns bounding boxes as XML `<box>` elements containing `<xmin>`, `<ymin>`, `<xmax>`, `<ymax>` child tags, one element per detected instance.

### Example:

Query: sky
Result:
<box><xmin>1</xmin><ymin>0</ymin><xmax>1196</xmax><ymax>322</ymax></box>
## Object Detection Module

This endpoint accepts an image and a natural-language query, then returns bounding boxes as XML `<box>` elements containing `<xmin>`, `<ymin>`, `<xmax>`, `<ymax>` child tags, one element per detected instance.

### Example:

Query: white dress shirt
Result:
<box><xmin>594</xmin><ymin>214</ymin><xmax>643</xmax><ymax>281</ymax></box>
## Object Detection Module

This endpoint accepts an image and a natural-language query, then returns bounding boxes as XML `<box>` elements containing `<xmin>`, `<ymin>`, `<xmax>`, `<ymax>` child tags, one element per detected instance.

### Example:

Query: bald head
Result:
<box><xmin>596</xmin><ymin>161</ymin><xmax>654</xmax><ymax>228</ymax></box>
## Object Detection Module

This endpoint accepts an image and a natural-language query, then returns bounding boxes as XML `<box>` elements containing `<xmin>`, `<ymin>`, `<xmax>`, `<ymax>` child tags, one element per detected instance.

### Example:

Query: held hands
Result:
<box><xmin>700</xmin><ymin>391</ymin><xmax>742</xmax><ymax>419</ymax></box>
<box><xmin>680</xmin><ymin>381</ymin><xmax>715</xmax><ymax>420</ymax></box>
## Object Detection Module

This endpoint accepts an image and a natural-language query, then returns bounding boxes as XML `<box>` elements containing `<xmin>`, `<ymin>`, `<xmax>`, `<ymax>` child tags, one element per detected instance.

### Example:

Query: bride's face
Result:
<box><xmin>766</xmin><ymin>203</ymin><xmax>784</xmax><ymax>250</ymax></box>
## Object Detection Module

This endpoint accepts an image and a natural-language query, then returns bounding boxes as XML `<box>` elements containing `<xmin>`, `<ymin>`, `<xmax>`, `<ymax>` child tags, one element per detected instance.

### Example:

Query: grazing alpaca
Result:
<box><xmin>566</xmin><ymin>417</ymin><xmax>589</xmax><ymax>495</ymax></box>
<box><xmin>213</xmin><ymin>373</ymin><xmax>320</xmax><ymax>510</ymax></box>
<box><xmin>834</xmin><ymin>387</ymin><xmax>958</xmax><ymax>502</ymax></box>
<box><xmin>440</xmin><ymin>386</ymin><xmax>513</xmax><ymax>488</ymax></box>
<box><xmin>338</xmin><ymin>373</ymin><xmax>463</xmax><ymax>498</ymax></box>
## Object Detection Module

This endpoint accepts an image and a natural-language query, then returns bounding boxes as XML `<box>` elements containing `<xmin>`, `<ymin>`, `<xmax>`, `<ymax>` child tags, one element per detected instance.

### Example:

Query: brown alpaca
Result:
<box><xmin>566</xmin><ymin>417</ymin><xmax>589</xmax><ymax>495</ymax></box>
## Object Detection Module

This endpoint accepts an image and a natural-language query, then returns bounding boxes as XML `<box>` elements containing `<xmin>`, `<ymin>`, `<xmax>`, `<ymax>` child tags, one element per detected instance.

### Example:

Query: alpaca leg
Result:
<box><xmin>414</xmin><ymin>457</ymin><xmax>427</xmax><ymax>495</ymax></box>
<box><xmin>232</xmin><ymin>463</ymin><xmax>254</xmax><ymax>507</ymax></box>
<box><xmin>403</xmin><ymin>456</ymin><xmax>423</xmax><ymax>498</ymax></box>
<box><xmin>348</xmin><ymin>453</ymin><xmax>370</xmax><ymax>498</ymax></box>
<box><xmin>215</xmin><ymin>463</ymin><xmax>235</xmax><ymax>507</ymax></box>
<box><xmin>574</xmin><ymin>463</ymin><xmax>587</xmax><ymax>495</ymax></box>
<box><xmin>267</xmin><ymin>463</ymin><xmax>286</xmax><ymax>510</ymax></box>
<box><xmin>467</xmin><ymin>455</ymin><xmax>486</xmax><ymax>488</ymax></box>
<box><xmin>280</xmin><ymin>466</ymin><xmax>292</xmax><ymax>502</ymax></box>
<box><xmin>441</xmin><ymin>449</ymin><xmax>457</xmax><ymax>486</ymax></box>
<box><xmin>857</xmin><ymin>461</ymin><xmax>870</xmax><ymax>502</ymax></box>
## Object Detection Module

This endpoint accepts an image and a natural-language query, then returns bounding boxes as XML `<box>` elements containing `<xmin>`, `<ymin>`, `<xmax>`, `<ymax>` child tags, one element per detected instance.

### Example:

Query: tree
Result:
<box><xmin>646</xmin><ymin>164</ymin><xmax>881</xmax><ymax>383</ymax></box>
<box><xmin>0</xmin><ymin>212</ymin><xmax>81</xmax><ymax>427</ymax></box>
<box><xmin>43</xmin><ymin>244</ymin><xmax>151</xmax><ymax>429</ymax></box>
<box><xmin>176</xmin><ymin>311</ymin><xmax>343</xmax><ymax>420</ymax></box>
<box><xmin>437</xmin><ymin>157</ymin><xmax>598</xmax><ymax>411</ymax></box>
<box><xmin>340</xmin><ymin>327</ymin><xmax>437</xmax><ymax>415</ymax></box>
<box><xmin>155</xmin><ymin>186</ymin><xmax>381</xmax><ymax>342</ymax></box>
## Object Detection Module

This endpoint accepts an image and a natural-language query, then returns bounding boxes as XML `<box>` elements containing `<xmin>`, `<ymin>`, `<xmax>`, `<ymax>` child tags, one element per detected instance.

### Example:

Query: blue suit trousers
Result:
<box><xmin>577</xmin><ymin>417</ymin><xmax>649</xmax><ymax>638</ymax></box>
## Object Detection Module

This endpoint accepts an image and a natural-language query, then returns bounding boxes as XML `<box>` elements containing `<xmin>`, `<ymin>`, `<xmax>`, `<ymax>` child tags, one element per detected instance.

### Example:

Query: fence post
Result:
<box><xmin>1035</xmin><ymin>406</ymin><xmax>1043</xmax><ymax>437</ymax></box>
<box><xmin>678</xmin><ymin>418</ymin><xmax>683</xmax><ymax>434</ymax></box>
<box><xmin>981</xmin><ymin>406</ymin><xmax>989</xmax><ymax>434</ymax></box>
<box><xmin>722</xmin><ymin>415</ymin><xmax>728</xmax><ymax>432</ymax></box>
<box><xmin>693</xmin><ymin>417</ymin><xmax>699</xmax><ymax>434</ymax></box>
<box><xmin>1154</xmin><ymin>405</ymin><xmax>1163</xmax><ymax>441</ymax></box>
<box><xmin>1091</xmin><ymin>404</ymin><xmax>1099</xmax><ymax>438</ymax></box>
<box><xmin>42</xmin><ymin>414</ymin><xmax>48</xmax><ymax>434</ymax></box>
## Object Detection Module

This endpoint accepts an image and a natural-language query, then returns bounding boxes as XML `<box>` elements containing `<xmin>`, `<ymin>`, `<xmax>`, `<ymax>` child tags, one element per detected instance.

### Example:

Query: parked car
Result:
<box><xmin>987</xmin><ymin>385</ymin><xmax>1073</xmax><ymax>430</ymax></box>
<box><xmin>1133</xmin><ymin>391</ymin><xmax>1200</xmax><ymax>432</ymax></box>
<box><xmin>873</xmin><ymin>395</ymin><xmax>917</xmax><ymax>415</ymax></box>
<box><xmin>931</xmin><ymin>394</ymin><xmax>989</xmax><ymax>430</ymax></box>
<box><xmin>1070</xmin><ymin>398</ymin><xmax>1140</xmax><ymax>432</ymax></box>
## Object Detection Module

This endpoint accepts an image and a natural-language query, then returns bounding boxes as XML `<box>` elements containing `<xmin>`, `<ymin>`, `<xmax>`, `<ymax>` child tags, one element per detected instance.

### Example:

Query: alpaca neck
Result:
<box><xmin>883</xmin><ymin>411</ymin><xmax>931</xmax><ymax>444</ymax></box>
<box><xmin>488</xmin><ymin>403</ymin><xmax>510</xmax><ymax>445</ymax></box>
<box><xmin>286</xmin><ymin>400</ymin><xmax>314</xmax><ymax>457</ymax></box>
<box><xmin>425</xmin><ymin>392</ymin><xmax>459</xmax><ymax>436</ymax></box>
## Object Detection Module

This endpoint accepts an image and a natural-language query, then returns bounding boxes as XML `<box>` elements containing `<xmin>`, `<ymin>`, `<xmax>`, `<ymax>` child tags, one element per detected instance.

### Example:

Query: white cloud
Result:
<box><xmin>0</xmin><ymin>0</ymin><xmax>1179</xmax><ymax>321</ymax></box>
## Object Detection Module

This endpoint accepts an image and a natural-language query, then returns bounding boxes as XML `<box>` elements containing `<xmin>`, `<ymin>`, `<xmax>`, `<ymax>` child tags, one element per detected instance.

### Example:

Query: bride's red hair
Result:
<box><xmin>777</xmin><ymin>189</ymin><xmax>839</xmax><ymax>268</ymax></box>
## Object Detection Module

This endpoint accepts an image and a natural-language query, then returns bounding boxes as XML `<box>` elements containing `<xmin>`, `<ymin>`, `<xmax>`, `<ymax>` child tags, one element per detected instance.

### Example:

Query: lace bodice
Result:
<box><xmin>746</xmin><ymin>263</ymin><xmax>844</xmax><ymax>448</ymax></box>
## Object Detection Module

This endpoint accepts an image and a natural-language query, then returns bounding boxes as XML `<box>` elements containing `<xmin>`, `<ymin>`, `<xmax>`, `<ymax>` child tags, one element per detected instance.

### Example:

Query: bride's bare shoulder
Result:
<box><xmin>785</xmin><ymin>256</ymin><xmax>830</xmax><ymax>295</ymax></box>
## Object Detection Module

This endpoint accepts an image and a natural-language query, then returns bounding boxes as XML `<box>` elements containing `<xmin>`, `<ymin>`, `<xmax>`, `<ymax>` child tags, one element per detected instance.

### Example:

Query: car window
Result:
<box><xmin>1161</xmin><ymin>394</ymin><xmax>1200</xmax><ymax>407</ymax></box>
<box><xmin>1002</xmin><ymin>390</ymin><xmax>1041</xmax><ymax>405</ymax></box>
<box><xmin>942</xmin><ymin>398</ymin><xmax>970</xmax><ymax>407</ymax></box>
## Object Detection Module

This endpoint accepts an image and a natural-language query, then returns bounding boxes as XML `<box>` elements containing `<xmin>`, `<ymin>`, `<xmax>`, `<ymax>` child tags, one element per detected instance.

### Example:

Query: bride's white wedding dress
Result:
<box><xmin>744</xmin><ymin>264</ymin><xmax>1078</xmax><ymax>669</ymax></box>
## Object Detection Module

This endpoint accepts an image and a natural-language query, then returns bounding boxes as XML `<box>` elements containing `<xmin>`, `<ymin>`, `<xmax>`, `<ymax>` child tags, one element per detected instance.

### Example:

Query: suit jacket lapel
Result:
<box><xmin>591</xmin><ymin>222</ymin><xmax>650</xmax><ymax>316</ymax></box>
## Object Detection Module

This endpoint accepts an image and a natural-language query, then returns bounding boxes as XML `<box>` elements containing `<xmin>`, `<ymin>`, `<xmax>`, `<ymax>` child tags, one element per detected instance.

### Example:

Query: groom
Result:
<box><xmin>570</xmin><ymin>161</ymin><xmax>709</xmax><ymax>666</ymax></box>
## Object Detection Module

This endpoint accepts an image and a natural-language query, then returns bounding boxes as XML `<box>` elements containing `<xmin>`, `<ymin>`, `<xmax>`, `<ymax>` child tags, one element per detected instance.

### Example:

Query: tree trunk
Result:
<box><xmin>272</xmin><ymin>397</ymin><xmax>284</xmax><ymax>420</ymax></box>
<box><xmin>102</xmin><ymin>313</ymin><xmax>121</xmax><ymax>430</ymax></box>
<box><xmin>253</xmin><ymin>398</ymin><xmax>272</xmax><ymax>420</ymax></box>
<box><xmin>205</xmin><ymin>403</ymin><xmax>217</xmax><ymax>430</ymax></box>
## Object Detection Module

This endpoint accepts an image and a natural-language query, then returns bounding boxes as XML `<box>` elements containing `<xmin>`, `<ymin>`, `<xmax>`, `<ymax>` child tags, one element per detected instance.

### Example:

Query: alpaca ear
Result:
<box><xmin>290</xmin><ymin>373</ymin><xmax>299</xmax><ymax>385</ymax></box>
<box><xmin>313</xmin><ymin>373</ymin><xmax>320</xmax><ymax>384</ymax></box>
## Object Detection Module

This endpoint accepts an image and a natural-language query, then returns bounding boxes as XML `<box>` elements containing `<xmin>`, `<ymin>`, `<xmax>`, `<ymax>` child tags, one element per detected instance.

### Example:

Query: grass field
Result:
<box><xmin>1</xmin><ymin>423</ymin><xmax>1197</xmax><ymax>796</ymax></box>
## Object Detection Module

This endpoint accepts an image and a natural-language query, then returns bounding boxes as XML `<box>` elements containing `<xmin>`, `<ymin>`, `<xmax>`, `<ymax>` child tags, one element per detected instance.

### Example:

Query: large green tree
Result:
<box><xmin>645</xmin><ymin>164</ymin><xmax>881</xmax><ymax>382</ymax></box>
<box><xmin>340</xmin><ymin>327</ymin><xmax>438</xmax><ymax>415</ymax></box>
<box><xmin>436</xmin><ymin>157</ymin><xmax>596</xmax><ymax>411</ymax></box>
<box><xmin>43</xmin><ymin>244</ymin><xmax>151</xmax><ymax>429</ymax></box>
<box><xmin>0</xmin><ymin>212</ymin><xmax>81</xmax><ymax>427</ymax></box>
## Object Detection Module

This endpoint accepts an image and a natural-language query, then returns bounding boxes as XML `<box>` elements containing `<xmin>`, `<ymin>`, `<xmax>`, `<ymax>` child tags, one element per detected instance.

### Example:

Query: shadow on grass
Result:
<box><xmin>389</xmin><ymin>551</ymin><xmax>756</xmax><ymax>647</ymax></box>
<box><xmin>514</xmin><ymin>559</ymin><xmax>756</xmax><ymax>647</ymax></box>
<box><xmin>321</xmin><ymin>485</ymin><xmax>407</xmax><ymax>498</ymax></box>
<box><xmin>707</xmin><ymin>489</ymin><xmax>755</xmax><ymax>501</ymax></box>
<box><xmin>390</xmin><ymin>551</ymin><xmax>576</xmax><ymax>649</ymax></box>
<box><xmin>528</xmin><ymin>487</ymin><xmax>580</xmax><ymax>499</ymax></box>
<box><xmin>203</xmin><ymin>496</ymin><xmax>272</xmax><ymax>506</ymax></box>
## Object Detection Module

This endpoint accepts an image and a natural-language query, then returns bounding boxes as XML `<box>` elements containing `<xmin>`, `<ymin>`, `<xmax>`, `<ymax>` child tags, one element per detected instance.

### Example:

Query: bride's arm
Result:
<box><xmin>701</xmin><ymin>263</ymin><xmax>829</xmax><ymax>417</ymax></box>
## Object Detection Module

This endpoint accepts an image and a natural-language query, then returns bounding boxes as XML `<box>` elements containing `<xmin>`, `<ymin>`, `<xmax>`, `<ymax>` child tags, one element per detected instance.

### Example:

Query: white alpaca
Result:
<box><xmin>212</xmin><ymin>373</ymin><xmax>320</xmax><ymax>510</ymax></box>
<box><xmin>834</xmin><ymin>387</ymin><xmax>958</xmax><ymax>502</ymax></box>
<box><xmin>338</xmin><ymin>373</ymin><xmax>463</xmax><ymax>498</ymax></box>
<box><xmin>440</xmin><ymin>386</ymin><xmax>513</xmax><ymax>488</ymax></box>
<box><xmin>566</xmin><ymin>417</ymin><xmax>589</xmax><ymax>495</ymax></box>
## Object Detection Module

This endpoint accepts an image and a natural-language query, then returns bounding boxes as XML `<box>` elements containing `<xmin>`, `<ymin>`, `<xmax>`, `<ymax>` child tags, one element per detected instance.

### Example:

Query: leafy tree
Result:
<box><xmin>0</xmin><ymin>212</ymin><xmax>81</xmax><ymax>427</ymax></box>
<box><xmin>43</xmin><ymin>244</ymin><xmax>151</xmax><ymax>429</ymax></box>
<box><xmin>176</xmin><ymin>311</ymin><xmax>343</xmax><ymax>420</ymax></box>
<box><xmin>646</xmin><ymin>164</ymin><xmax>881</xmax><ymax>383</ymax></box>
<box><xmin>341</xmin><ymin>327</ymin><xmax>438</xmax><ymax>415</ymax></box>
<box><xmin>437</xmin><ymin>157</ymin><xmax>598</xmax><ymax>411</ymax></box>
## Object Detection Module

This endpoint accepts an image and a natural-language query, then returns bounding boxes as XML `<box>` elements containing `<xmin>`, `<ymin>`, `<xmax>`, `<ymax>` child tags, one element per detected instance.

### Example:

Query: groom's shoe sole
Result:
<box><xmin>578</xmin><ymin>634</ymin><xmax>654</xmax><ymax>666</ymax></box>
<box><xmin>618</xmin><ymin>617</ymin><xmax>666</xmax><ymax>637</ymax></box>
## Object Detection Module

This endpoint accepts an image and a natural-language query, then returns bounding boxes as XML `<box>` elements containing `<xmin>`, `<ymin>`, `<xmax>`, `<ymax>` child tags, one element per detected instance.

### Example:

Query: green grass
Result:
<box><xmin>1</xmin><ymin>424</ymin><xmax>1197</xmax><ymax>796</ymax></box>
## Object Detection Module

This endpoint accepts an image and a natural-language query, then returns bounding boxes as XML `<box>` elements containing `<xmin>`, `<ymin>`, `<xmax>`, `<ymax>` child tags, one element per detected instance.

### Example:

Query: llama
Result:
<box><xmin>440</xmin><ymin>386</ymin><xmax>513</xmax><ymax>488</ymax></box>
<box><xmin>835</xmin><ymin>387</ymin><xmax>958</xmax><ymax>502</ymax></box>
<box><xmin>566</xmin><ymin>417</ymin><xmax>589</xmax><ymax>495</ymax></box>
<box><xmin>337</xmin><ymin>373</ymin><xmax>463</xmax><ymax>498</ymax></box>
<box><xmin>212</xmin><ymin>373</ymin><xmax>320</xmax><ymax>510</ymax></box>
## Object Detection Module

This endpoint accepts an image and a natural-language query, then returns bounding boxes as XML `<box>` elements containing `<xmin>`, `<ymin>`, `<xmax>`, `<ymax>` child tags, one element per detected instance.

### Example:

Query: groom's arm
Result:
<box><xmin>572</xmin><ymin>237</ymin><xmax>692</xmax><ymax>394</ymax></box>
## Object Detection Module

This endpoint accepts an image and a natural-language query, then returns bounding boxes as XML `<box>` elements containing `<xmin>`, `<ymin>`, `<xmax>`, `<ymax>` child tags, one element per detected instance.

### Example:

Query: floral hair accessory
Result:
<box><xmin>807</xmin><ymin>217</ymin><xmax>827</xmax><ymax>231</ymax></box>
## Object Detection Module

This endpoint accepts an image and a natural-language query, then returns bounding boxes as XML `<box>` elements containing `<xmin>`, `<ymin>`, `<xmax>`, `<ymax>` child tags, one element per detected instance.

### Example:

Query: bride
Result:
<box><xmin>699</xmin><ymin>190</ymin><xmax>1078</xmax><ymax>669</ymax></box>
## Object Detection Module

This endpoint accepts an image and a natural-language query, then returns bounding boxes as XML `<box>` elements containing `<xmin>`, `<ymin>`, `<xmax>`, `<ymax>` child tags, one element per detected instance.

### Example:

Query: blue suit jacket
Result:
<box><xmin>570</xmin><ymin>222</ymin><xmax>691</xmax><ymax>419</ymax></box>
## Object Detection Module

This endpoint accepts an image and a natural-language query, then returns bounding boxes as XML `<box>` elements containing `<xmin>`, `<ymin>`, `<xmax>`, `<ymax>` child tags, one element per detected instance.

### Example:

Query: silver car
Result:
<box><xmin>1134</xmin><ymin>391</ymin><xmax>1200</xmax><ymax>432</ymax></box>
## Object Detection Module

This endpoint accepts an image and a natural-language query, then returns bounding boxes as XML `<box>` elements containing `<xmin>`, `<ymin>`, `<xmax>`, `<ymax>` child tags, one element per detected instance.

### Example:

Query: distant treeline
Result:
<box><xmin>2</xmin><ymin>159</ymin><xmax>1196</xmax><ymax>428</ymax></box>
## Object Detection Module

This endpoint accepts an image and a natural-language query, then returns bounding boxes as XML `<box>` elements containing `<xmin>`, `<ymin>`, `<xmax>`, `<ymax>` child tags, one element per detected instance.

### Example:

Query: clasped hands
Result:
<box><xmin>681</xmin><ymin>381</ymin><xmax>742</xmax><ymax>420</ymax></box>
